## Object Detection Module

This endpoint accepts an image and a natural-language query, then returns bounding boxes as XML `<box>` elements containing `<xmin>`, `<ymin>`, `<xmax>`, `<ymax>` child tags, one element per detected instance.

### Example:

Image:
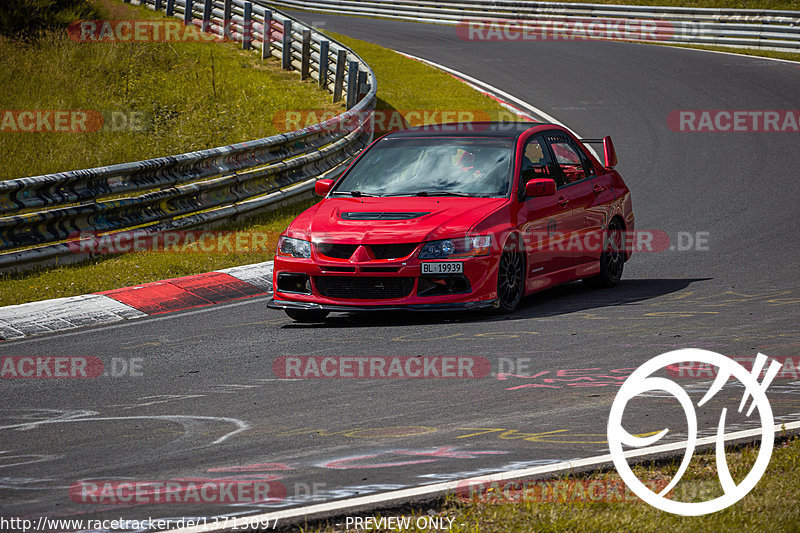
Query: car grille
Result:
<box><xmin>314</xmin><ymin>276</ymin><xmax>414</xmax><ymax>299</ymax></box>
<box><xmin>315</xmin><ymin>243</ymin><xmax>418</xmax><ymax>260</ymax></box>
<box><xmin>369</xmin><ymin>243</ymin><xmax>418</xmax><ymax>260</ymax></box>
<box><xmin>315</xmin><ymin>243</ymin><xmax>358</xmax><ymax>259</ymax></box>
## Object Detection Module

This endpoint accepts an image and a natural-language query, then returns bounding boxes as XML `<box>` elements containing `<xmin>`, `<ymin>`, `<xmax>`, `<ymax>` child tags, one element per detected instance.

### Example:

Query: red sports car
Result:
<box><xmin>268</xmin><ymin>122</ymin><xmax>634</xmax><ymax>322</ymax></box>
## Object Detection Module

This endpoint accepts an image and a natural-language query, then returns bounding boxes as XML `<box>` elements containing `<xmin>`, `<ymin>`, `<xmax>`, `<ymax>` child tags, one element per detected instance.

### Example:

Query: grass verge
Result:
<box><xmin>306</xmin><ymin>434</ymin><xmax>800</xmax><ymax>532</ymax></box>
<box><xmin>0</xmin><ymin>0</ymin><xmax>340</xmax><ymax>179</ymax></box>
<box><xmin>0</xmin><ymin>26</ymin><xmax>511</xmax><ymax>306</ymax></box>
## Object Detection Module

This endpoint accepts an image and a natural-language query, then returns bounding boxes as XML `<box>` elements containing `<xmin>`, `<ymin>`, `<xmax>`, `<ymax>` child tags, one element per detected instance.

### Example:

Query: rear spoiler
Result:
<box><xmin>579</xmin><ymin>136</ymin><xmax>617</xmax><ymax>168</ymax></box>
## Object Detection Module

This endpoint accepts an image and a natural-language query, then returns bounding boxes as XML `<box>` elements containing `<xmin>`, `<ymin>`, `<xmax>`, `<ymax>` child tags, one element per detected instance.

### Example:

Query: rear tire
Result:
<box><xmin>583</xmin><ymin>218</ymin><xmax>625</xmax><ymax>289</ymax></box>
<box><xmin>494</xmin><ymin>240</ymin><xmax>525</xmax><ymax>314</ymax></box>
<box><xmin>285</xmin><ymin>309</ymin><xmax>330</xmax><ymax>322</ymax></box>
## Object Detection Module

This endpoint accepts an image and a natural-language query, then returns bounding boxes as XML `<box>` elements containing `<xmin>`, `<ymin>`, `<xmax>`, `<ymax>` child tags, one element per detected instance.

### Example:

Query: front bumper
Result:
<box><xmin>267</xmin><ymin>298</ymin><xmax>499</xmax><ymax>312</ymax></box>
<box><xmin>271</xmin><ymin>252</ymin><xmax>499</xmax><ymax>310</ymax></box>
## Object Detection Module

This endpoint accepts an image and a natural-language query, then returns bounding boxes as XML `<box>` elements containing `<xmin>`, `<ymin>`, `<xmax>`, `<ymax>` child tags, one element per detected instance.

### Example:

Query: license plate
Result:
<box><xmin>421</xmin><ymin>261</ymin><xmax>463</xmax><ymax>274</ymax></box>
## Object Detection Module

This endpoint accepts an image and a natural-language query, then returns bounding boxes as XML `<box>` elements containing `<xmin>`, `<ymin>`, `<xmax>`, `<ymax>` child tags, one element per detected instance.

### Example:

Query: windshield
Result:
<box><xmin>333</xmin><ymin>136</ymin><xmax>515</xmax><ymax>197</ymax></box>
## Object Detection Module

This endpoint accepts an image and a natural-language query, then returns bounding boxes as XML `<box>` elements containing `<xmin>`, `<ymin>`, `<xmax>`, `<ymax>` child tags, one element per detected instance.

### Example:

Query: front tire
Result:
<box><xmin>285</xmin><ymin>309</ymin><xmax>330</xmax><ymax>322</ymax></box>
<box><xmin>584</xmin><ymin>218</ymin><xmax>625</xmax><ymax>289</ymax></box>
<box><xmin>495</xmin><ymin>240</ymin><xmax>525</xmax><ymax>314</ymax></box>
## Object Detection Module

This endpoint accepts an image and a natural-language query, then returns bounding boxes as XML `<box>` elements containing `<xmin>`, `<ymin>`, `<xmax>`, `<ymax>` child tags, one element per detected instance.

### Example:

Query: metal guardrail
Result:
<box><xmin>265</xmin><ymin>0</ymin><xmax>800</xmax><ymax>52</ymax></box>
<box><xmin>0</xmin><ymin>0</ymin><xmax>376</xmax><ymax>272</ymax></box>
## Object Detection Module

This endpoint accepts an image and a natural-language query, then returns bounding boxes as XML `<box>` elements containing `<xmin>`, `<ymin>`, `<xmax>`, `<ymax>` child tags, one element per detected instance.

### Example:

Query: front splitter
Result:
<box><xmin>267</xmin><ymin>297</ymin><xmax>499</xmax><ymax>312</ymax></box>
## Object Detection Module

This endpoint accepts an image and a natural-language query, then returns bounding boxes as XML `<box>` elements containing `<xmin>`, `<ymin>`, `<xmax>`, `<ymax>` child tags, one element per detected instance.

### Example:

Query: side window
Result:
<box><xmin>545</xmin><ymin>134</ymin><xmax>596</xmax><ymax>186</ymax></box>
<box><xmin>520</xmin><ymin>137</ymin><xmax>557</xmax><ymax>197</ymax></box>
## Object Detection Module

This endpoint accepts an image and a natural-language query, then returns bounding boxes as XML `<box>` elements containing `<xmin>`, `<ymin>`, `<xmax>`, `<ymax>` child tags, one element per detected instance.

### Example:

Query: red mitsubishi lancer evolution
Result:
<box><xmin>268</xmin><ymin>122</ymin><xmax>634</xmax><ymax>322</ymax></box>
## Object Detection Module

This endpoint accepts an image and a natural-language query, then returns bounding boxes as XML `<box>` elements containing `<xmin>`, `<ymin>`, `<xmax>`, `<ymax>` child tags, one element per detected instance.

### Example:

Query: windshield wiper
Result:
<box><xmin>413</xmin><ymin>191</ymin><xmax>472</xmax><ymax>197</ymax></box>
<box><xmin>331</xmin><ymin>190</ymin><xmax>381</xmax><ymax>197</ymax></box>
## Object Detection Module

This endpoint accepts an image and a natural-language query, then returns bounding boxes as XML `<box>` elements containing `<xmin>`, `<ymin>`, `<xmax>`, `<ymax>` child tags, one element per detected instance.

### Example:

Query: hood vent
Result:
<box><xmin>340</xmin><ymin>212</ymin><xmax>429</xmax><ymax>221</ymax></box>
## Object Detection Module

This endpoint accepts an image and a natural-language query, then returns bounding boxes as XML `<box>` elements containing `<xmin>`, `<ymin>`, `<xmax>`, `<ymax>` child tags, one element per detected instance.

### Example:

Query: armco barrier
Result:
<box><xmin>265</xmin><ymin>0</ymin><xmax>800</xmax><ymax>53</ymax></box>
<box><xmin>0</xmin><ymin>0</ymin><xmax>376</xmax><ymax>273</ymax></box>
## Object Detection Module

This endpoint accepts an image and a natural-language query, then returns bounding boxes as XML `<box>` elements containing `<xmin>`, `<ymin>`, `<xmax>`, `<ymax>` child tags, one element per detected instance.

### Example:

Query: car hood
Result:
<box><xmin>287</xmin><ymin>197</ymin><xmax>508</xmax><ymax>244</ymax></box>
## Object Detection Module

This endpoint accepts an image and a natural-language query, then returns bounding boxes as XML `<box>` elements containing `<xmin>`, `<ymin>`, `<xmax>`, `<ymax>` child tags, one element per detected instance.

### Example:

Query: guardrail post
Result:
<box><xmin>155</xmin><ymin>0</ymin><xmax>162</xmax><ymax>11</ymax></box>
<box><xmin>202</xmin><ymin>0</ymin><xmax>213</xmax><ymax>32</ymax></box>
<box><xmin>166</xmin><ymin>0</ymin><xmax>174</xmax><ymax>16</ymax></box>
<box><xmin>223</xmin><ymin>0</ymin><xmax>232</xmax><ymax>40</ymax></box>
<box><xmin>357</xmin><ymin>70</ymin><xmax>367</xmax><ymax>99</ymax></box>
<box><xmin>301</xmin><ymin>29</ymin><xmax>311</xmax><ymax>80</ymax></box>
<box><xmin>318</xmin><ymin>40</ymin><xmax>329</xmax><ymax>88</ymax></box>
<box><xmin>261</xmin><ymin>10</ymin><xmax>272</xmax><ymax>60</ymax></box>
<box><xmin>333</xmin><ymin>49</ymin><xmax>346</xmax><ymax>103</ymax></box>
<box><xmin>282</xmin><ymin>20</ymin><xmax>293</xmax><ymax>70</ymax></box>
<box><xmin>346</xmin><ymin>61</ymin><xmax>358</xmax><ymax>109</ymax></box>
<box><xmin>242</xmin><ymin>2</ymin><xmax>252</xmax><ymax>50</ymax></box>
<box><xmin>183</xmin><ymin>0</ymin><xmax>193</xmax><ymax>25</ymax></box>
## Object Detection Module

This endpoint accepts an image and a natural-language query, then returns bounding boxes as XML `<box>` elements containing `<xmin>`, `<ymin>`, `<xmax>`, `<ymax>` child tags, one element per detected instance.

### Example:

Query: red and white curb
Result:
<box><xmin>0</xmin><ymin>262</ymin><xmax>273</xmax><ymax>340</ymax></box>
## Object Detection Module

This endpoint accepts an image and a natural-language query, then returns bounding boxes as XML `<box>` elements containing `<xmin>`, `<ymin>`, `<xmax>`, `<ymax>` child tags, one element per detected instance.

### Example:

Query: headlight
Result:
<box><xmin>419</xmin><ymin>235</ymin><xmax>492</xmax><ymax>259</ymax></box>
<box><xmin>277</xmin><ymin>236</ymin><xmax>311</xmax><ymax>258</ymax></box>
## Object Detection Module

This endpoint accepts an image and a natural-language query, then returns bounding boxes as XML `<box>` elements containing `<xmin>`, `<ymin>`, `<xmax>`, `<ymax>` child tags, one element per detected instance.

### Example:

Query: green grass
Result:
<box><xmin>0</xmin><ymin>23</ymin><xmax>510</xmax><ymax>306</ymax></box>
<box><xmin>0</xmin><ymin>0</ymin><xmax>341</xmax><ymax>179</ymax></box>
<box><xmin>305</xmin><ymin>435</ymin><xmax>800</xmax><ymax>533</ymax></box>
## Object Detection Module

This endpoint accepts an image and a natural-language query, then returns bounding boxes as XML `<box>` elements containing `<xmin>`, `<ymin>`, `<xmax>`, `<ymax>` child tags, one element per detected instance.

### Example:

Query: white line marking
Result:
<box><xmin>0</xmin><ymin>413</ymin><xmax>249</xmax><ymax>446</ymax></box>
<box><xmin>167</xmin><ymin>419</ymin><xmax>800</xmax><ymax>532</ymax></box>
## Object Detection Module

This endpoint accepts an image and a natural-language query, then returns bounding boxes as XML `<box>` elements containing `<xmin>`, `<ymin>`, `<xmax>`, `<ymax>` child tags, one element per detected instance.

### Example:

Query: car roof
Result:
<box><xmin>385</xmin><ymin>121</ymin><xmax>554</xmax><ymax>139</ymax></box>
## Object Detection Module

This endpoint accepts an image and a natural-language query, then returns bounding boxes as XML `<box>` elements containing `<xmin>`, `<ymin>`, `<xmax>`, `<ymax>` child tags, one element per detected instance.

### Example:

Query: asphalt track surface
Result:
<box><xmin>2</xmin><ymin>12</ymin><xmax>800</xmax><ymax>531</ymax></box>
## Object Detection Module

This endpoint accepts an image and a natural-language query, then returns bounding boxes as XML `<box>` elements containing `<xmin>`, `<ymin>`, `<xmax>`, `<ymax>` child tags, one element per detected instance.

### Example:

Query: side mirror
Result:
<box><xmin>525</xmin><ymin>178</ymin><xmax>556</xmax><ymax>198</ymax></box>
<box><xmin>315</xmin><ymin>178</ymin><xmax>334</xmax><ymax>196</ymax></box>
<box><xmin>603</xmin><ymin>136</ymin><xmax>618</xmax><ymax>168</ymax></box>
